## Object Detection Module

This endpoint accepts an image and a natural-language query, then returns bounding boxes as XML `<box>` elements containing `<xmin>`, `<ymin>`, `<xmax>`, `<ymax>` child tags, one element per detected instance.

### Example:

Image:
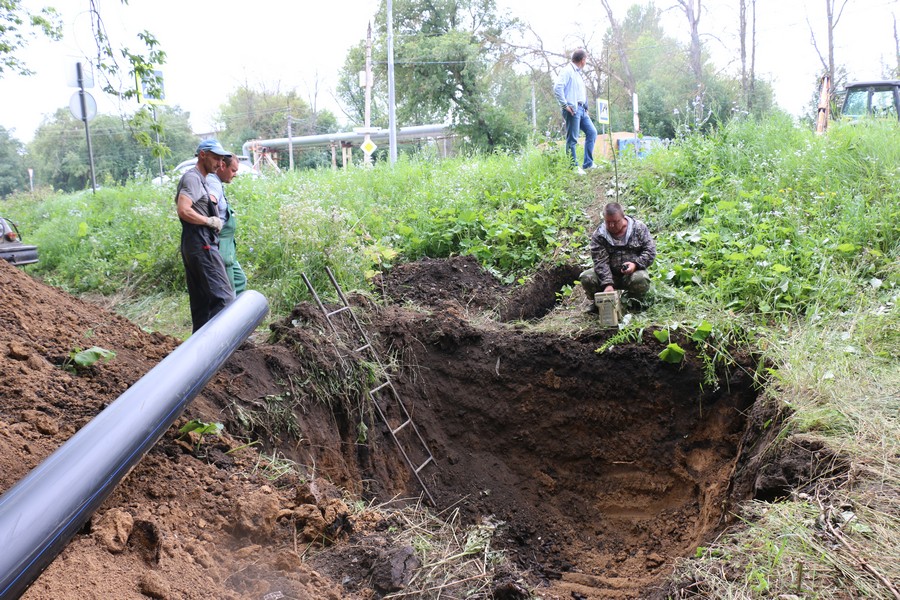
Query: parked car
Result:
<box><xmin>0</xmin><ymin>216</ymin><xmax>38</xmax><ymax>267</ymax></box>
<box><xmin>841</xmin><ymin>80</ymin><xmax>900</xmax><ymax>121</ymax></box>
<box><xmin>151</xmin><ymin>155</ymin><xmax>259</xmax><ymax>186</ymax></box>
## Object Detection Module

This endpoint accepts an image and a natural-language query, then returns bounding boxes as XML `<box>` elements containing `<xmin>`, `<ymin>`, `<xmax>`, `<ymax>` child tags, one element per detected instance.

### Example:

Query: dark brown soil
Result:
<box><xmin>0</xmin><ymin>256</ymin><xmax>797</xmax><ymax>599</ymax></box>
<box><xmin>372</xmin><ymin>254</ymin><xmax>584</xmax><ymax>321</ymax></box>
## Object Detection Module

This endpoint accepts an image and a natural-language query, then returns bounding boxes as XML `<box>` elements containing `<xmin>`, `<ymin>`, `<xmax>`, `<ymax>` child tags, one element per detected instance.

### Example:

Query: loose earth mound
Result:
<box><xmin>0</xmin><ymin>257</ymin><xmax>788</xmax><ymax>599</ymax></box>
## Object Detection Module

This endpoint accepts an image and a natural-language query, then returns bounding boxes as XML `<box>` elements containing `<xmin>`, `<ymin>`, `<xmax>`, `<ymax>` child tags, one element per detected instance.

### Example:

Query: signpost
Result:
<box><xmin>69</xmin><ymin>62</ymin><xmax>97</xmax><ymax>194</ymax></box>
<box><xmin>136</xmin><ymin>69</ymin><xmax>167</xmax><ymax>180</ymax></box>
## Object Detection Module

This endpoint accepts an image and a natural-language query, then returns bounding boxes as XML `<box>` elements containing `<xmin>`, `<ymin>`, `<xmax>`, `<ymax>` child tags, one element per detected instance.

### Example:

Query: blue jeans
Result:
<box><xmin>563</xmin><ymin>105</ymin><xmax>597</xmax><ymax>168</ymax></box>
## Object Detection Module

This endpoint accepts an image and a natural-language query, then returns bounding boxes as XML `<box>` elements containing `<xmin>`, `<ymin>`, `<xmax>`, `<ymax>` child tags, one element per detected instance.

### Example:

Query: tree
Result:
<box><xmin>594</xmin><ymin>4</ymin><xmax>764</xmax><ymax>138</ymax></box>
<box><xmin>739</xmin><ymin>0</ymin><xmax>758</xmax><ymax>111</ymax></box>
<box><xmin>600</xmin><ymin>0</ymin><xmax>637</xmax><ymax>97</ymax></box>
<box><xmin>673</xmin><ymin>0</ymin><xmax>703</xmax><ymax>105</ymax></box>
<box><xmin>893</xmin><ymin>13</ymin><xmax>899</xmax><ymax>78</ymax></box>
<box><xmin>808</xmin><ymin>0</ymin><xmax>851</xmax><ymax>106</ymax></box>
<box><xmin>339</xmin><ymin>0</ymin><xmax>531</xmax><ymax>152</ymax></box>
<box><xmin>0</xmin><ymin>1</ymin><xmax>61</xmax><ymax>77</ymax></box>
<box><xmin>27</xmin><ymin>106</ymin><xmax>197</xmax><ymax>191</ymax></box>
<box><xmin>0</xmin><ymin>125</ymin><xmax>27</xmax><ymax>197</ymax></box>
<box><xmin>216</xmin><ymin>84</ymin><xmax>338</xmax><ymax>168</ymax></box>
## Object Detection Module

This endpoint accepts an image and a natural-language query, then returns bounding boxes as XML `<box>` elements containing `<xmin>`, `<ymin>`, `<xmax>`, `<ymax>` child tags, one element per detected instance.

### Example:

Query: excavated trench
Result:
<box><xmin>255</xmin><ymin>257</ymin><xmax>769</xmax><ymax>599</ymax></box>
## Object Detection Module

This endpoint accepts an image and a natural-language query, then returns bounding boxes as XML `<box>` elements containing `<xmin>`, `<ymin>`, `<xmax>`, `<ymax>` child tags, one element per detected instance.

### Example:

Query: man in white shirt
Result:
<box><xmin>553</xmin><ymin>49</ymin><xmax>597</xmax><ymax>174</ymax></box>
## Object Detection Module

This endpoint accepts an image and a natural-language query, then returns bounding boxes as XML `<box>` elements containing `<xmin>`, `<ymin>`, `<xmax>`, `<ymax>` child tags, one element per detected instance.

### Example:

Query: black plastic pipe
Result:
<box><xmin>0</xmin><ymin>290</ymin><xmax>268</xmax><ymax>599</ymax></box>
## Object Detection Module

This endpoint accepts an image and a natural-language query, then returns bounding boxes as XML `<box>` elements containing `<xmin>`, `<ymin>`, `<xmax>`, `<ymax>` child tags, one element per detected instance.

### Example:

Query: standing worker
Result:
<box><xmin>580</xmin><ymin>202</ymin><xmax>656</xmax><ymax>313</ymax></box>
<box><xmin>553</xmin><ymin>48</ymin><xmax>597</xmax><ymax>174</ymax></box>
<box><xmin>207</xmin><ymin>154</ymin><xmax>247</xmax><ymax>295</ymax></box>
<box><xmin>176</xmin><ymin>139</ymin><xmax>235</xmax><ymax>332</ymax></box>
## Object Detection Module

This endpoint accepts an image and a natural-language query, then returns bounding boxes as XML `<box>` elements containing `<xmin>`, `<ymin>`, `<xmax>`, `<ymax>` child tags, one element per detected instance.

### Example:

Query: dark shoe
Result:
<box><xmin>582</xmin><ymin>302</ymin><xmax>599</xmax><ymax>314</ymax></box>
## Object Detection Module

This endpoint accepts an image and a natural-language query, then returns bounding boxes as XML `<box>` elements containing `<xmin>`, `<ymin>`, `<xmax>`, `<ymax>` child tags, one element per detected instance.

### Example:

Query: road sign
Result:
<box><xmin>66</xmin><ymin>61</ymin><xmax>94</xmax><ymax>88</ymax></box>
<box><xmin>596</xmin><ymin>98</ymin><xmax>610</xmax><ymax>125</ymax></box>
<box><xmin>360</xmin><ymin>136</ymin><xmax>378</xmax><ymax>155</ymax></box>
<box><xmin>136</xmin><ymin>69</ymin><xmax>167</xmax><ymax>105</ymax></box>
<box><xmin>69</xmin><ymin>91</ymin><xmax>97</xmax><ymax>121</ymax></box>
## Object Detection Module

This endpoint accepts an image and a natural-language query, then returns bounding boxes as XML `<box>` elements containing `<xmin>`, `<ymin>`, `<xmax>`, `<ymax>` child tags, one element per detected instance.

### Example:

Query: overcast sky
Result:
<box><xmin>0</xmin><ymin>0</ymin><xmax>896</xmax><ymax>143</ymax></box>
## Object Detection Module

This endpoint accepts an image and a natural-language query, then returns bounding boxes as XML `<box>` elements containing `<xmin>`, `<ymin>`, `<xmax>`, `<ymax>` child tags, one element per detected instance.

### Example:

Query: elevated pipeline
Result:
<box><xmin>240</xmin><ymin>123</ymin><xmax>450</xmax><ymax>157</ymax></box>
<box><xmin>0</xmin><ymin>290</ymin><xmax>269</xmax><ymax>599</ymax></box>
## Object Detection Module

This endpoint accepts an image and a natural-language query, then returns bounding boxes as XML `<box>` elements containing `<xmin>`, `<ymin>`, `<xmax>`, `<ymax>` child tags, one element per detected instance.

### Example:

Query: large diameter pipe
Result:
<box><xmin>241</xmin><ymin>123</ymin><xmax>449</xmax><ymax>159</ymax></box>
<box><xmin>0</xmin><ymin>291</ymin><xmax>269</xmax><ymax>599</ymax></box>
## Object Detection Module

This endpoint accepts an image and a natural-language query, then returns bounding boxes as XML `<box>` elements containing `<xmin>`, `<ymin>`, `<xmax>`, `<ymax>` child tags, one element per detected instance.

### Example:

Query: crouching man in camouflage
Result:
<box><xmin>579</xmin><ymin>202</ymin><xmax>657</xmax><ymax>313</ymax></box>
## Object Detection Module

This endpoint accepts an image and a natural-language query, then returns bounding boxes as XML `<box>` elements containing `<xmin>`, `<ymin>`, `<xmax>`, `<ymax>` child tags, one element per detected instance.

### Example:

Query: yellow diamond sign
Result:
<box><xmin>361</xmin><ymin>137</ymin><xmax>378</xmax><ymax>155</ymax></box>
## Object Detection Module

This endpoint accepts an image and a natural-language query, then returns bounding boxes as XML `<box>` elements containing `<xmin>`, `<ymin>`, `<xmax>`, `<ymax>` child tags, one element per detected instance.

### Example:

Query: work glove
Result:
<box><xmin>206</xmin><ymin>216</ymin><xmax>223</xmax><ymax>233</ymax></box>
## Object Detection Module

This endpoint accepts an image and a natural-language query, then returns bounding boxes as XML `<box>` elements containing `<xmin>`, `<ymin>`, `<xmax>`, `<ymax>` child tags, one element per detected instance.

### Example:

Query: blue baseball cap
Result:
<box><xmin>196</xmin><ymin>139</ymin><xmax>232</xmax><ymax>157</ymax></box>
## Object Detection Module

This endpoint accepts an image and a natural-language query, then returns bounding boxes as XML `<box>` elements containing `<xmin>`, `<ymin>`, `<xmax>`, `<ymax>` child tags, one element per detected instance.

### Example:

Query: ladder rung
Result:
<box><xmin>354</xmin><ymin>343</ymin><xmax>371</xmax><ymax>353</ymax></box>
<box><xmin>370</xmin><ymin>381</ymin><xmax>390</xmax><ymax>394</ymax></box>
<box><xmin>415</xmin><ymin>456</ymin><xmax>434</xmax><ymax>473</ymax></box>
<box><xmin>326</xmin><ymin>305</ymin><xmax>351</xmax><ymax>318</ymax></box>
<box><xmin>392</xmin><ymin>419</ymin><xmax>411</xmax><ymax>435</ymax></box>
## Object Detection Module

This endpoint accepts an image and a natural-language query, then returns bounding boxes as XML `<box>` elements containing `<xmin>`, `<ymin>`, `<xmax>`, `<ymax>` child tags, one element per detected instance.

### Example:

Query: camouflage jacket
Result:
<box><xmin>589</xmin><ymin>216</ymin><xmax>656</xmax><ymax>288</ymax></box>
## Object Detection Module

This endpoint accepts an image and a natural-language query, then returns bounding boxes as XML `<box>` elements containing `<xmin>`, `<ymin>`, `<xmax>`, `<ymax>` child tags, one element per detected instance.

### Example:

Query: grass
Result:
<box><xmin>4</xmin><ymin>114</ymin><xmax>899</xmax><ymax>598</ymax></box>
<box><xmin>343</xmin><ymin>499</ymin><xmax>529</xmax><ymax>599</ymax></box>
<box><xmin>5</xmin><ymin>148</ymin><xmax>585</xmax><ymax>332</ymax></box>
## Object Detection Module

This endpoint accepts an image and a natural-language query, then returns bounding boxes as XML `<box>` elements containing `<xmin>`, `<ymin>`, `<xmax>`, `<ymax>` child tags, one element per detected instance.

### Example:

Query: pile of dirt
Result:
<box><xmin>1</xmin><ymin>256</ymin><xmax>798</xmax><ymax>599</ymax></box>
<box><xmin>374</xmin><ymin>254</ymin><xmax>584</xmax><ymax>321</ymax></box>
<box><xmin>0</xmin><ymin>260</ymin><xmax>354</xmax><ymax>599</ymax></box>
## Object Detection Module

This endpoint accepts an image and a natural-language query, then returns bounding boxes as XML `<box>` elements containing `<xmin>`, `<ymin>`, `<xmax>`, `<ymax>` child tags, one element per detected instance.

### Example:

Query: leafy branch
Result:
<box><xmin>0</xmin><ymin>2</ymin><xmax>62</xmax><ymax>77</ymax></box>
<box><xmin>88</xmin><ymin>0</ymin><xmax>170</xmax><ymax>160</ymax></box>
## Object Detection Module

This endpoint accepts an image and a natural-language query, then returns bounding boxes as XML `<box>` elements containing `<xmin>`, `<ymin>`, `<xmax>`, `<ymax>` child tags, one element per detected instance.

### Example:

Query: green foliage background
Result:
<box><xmin>26</xmin><ymin>106</ymin><xmax>198</xmax><ymax>191</ymax></box>
<box><xmin>0</xmin><ymin>124</ymin><xmax>27</xmax><ymax>197</ymax></box>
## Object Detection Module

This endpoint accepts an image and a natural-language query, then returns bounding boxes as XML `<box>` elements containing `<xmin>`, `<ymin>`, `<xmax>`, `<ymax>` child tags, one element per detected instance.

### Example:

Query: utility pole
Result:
<box><xmin>363</xmin><ymin>21</ymin><xmax>374</xmax><ymax>166</ymax></box>
<box><xmin>531</xmin><ymin>83</ymin><xmax>537</xmax><ymax>131</ymax></box>
<box><xmin>287</xmin><ymin>116</ymin><xmax>294</xmax><ymax>171</ymax></box>
<box><xmin>76</xmin><ymin>62</ymin><xmax>97</xmax><ymax>194</ymax></box>
<box><xmin>387</xmin><ymin>0</ymin><xmax>398</xmax><ymax>164</ymax></box>
<box><xmin>365</xmin><ymin>22</ymin><xmax>373</xmax><ymax>133</ymax></box>
<box><xmin>152</xmin><ymin>105</ymin><xmax>163</xmax><ymax>181</ymax></box>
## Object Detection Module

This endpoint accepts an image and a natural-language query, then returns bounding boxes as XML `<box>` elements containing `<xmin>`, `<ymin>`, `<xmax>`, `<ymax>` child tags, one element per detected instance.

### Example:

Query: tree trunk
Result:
<box><xmin>740</xmin><ymin>0</ymin><xmax>747</xmax><ymax>109</ymax></box>
<box><xmin>808</xmin><ymin>0</ymin><xmax>849</xmax><ymax>110</ymax></box>
<box><xmin>826</xmin><ymin>0</ymin><xmax>835</xmax><ymax>98</ymax></box>
<box><xmin>600</xmin><ymin>0</ymin><xmax>636</xmax><ymax>96</ymax></box>
<box><xmin>894</xmin><ymin>14</ymin><xmax>899</xmax><ymax>77</ymax></box>
<box><xmin>750</xmin><ymin>0</ymin><xmax>756</xmax><ymax>110</ymax></box>
<box><xmin>676</xmin><ymin>0</ymin><xmax>704</xmax><ymax>122</ymax></box>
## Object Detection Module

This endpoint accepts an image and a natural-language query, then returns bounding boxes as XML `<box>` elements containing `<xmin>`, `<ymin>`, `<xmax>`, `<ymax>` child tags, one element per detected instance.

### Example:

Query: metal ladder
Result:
<box><xmin>301</xmin><ymin>267</ymin><xmax>436</xmax><ymax>506</ymax></box>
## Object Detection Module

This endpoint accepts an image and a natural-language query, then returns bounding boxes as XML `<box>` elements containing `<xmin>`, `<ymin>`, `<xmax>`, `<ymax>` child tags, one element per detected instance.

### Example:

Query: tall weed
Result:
<box><xmin>627</xmin><ymin>116</ymin><xmax>899</xmax><ymax>318</ymax></box>
<box><xmin>6</xmin><ymin>149</ymin><xmax>585</xmax><ymax>317</ymax></box>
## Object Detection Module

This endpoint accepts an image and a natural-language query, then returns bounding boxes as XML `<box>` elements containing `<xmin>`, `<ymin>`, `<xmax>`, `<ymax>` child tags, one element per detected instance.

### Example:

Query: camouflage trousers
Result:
<box><xmin>579</xmin><ymin>268</ymin><xmax>651</xmax><ymax>300</ymax></box>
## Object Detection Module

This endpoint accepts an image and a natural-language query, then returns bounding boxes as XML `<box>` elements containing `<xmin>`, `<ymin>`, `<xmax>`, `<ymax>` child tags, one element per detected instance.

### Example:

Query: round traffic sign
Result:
<box><xmin>69</xmin><ymin>91</ymin><xmax>97</xmax><ymax>121</ymax></box>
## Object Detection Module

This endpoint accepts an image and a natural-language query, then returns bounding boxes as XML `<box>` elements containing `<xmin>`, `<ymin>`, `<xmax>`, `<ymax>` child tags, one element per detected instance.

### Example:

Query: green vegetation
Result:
<box><xmin>178</xmin><ymin>419</ymin><xmax>224</xmax><ymax>452</ymax></box>
<box><xmin>27</xmin><ymin>106</ymin><xmax>198</xmax><ymax>191</ymax></box>
<box><xmin>6</xmin><ymin>147</ymin><xmax>581</xmax><ymax>332</ymax></box>
<box><xmin>62</xmin><ymin>345</ymin><xmax>116</xmax><ymax>373</ymax></box>
<box><xmin>215</xmin><ymin>85</ymin><xmax>338</xmax><ymax>169</ymax></box>
<box><xmin>5</xmin><ymin>115</ymin><xmax>899</xmax><ymax>597</ymax></box>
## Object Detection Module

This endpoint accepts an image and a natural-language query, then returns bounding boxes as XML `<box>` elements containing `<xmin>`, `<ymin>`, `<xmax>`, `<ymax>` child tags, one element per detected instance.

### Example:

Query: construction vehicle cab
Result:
<box><xmin>841</xmin><ymin>80</ymin><xmax>900</xmax><ymax>121</ymax></box>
